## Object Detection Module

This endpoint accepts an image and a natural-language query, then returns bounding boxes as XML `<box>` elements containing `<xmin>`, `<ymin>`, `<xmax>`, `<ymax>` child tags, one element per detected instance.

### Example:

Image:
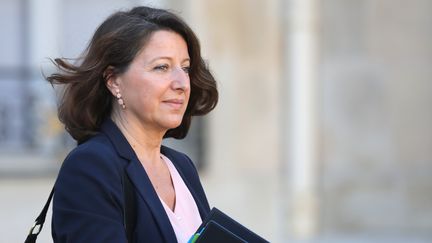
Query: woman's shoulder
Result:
<box><xmin>65</xmin><ymin>134</ymin><xmax>114</xmax><ymax>160</ymax></box>
<box><xmin>70</xmin><ymin>132</ymin><xmax>114</xmax><ymax>155</ymax></box>
<box><xmin>59</xmin><ymin>133</ymin><xmax>123</xmax><ymax>179</ymax></box>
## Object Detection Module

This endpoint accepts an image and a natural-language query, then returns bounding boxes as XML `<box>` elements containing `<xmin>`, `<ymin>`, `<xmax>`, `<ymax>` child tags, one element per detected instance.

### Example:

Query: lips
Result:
<box><xmin>162</xmin><ymin>99</ymin><xmax>184</xmax><ymax>109</ymax></box>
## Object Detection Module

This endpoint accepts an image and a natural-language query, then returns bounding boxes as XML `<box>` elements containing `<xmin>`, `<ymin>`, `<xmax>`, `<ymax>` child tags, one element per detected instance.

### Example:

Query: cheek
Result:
<box><xmin>181</xmin><ymin>87</ymin><xmax>190</xmax><ymax>106</ymax></box>
<box><xmin>186</xmin><ymin>88</ymin><xmax>191</xmax><ymax>101</ymax></box>
<box><xmin>139</xmin><ymin>83</ymin><xmax>167</xmax><ymax>108</ymax></box>
<box><xmin>185</xmin><ymin>79</ymin><xmax>191</xmax><ymax>96</ymax></box>
<box><xmin>125</xmin><ymin>82</ymin><xmax>152</xmax><ymax>106</ymax></box>
<box><xmin>138</xmin><ymin>89</ymin><xmax>156</xmax><ymax>107</ymax></box>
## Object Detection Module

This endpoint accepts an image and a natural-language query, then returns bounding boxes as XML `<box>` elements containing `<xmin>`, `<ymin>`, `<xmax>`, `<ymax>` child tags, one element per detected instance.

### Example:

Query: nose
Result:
<box><xmin>171</xmin><ymin>67</ymin><xmax>190</xmax><ymax>91</ymax></box>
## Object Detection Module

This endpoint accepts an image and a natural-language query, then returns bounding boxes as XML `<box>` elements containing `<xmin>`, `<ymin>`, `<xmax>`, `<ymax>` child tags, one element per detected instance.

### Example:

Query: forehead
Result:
<box><xmin>138</xmin><ymin>30</ymin><xmax>189</xmax><ymax>59</ymax></box>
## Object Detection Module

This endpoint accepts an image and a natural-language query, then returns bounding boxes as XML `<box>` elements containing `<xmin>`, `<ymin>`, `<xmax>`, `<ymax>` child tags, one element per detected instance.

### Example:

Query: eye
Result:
<box><xmin>182</xmin><ymin>66</ymin><xmax>191</xmax><ymax>74</ymax></box>
<box><xmin>154</xmin><ymin>64</ymin><xmax>169</xmax><ymax>71</ymax></box>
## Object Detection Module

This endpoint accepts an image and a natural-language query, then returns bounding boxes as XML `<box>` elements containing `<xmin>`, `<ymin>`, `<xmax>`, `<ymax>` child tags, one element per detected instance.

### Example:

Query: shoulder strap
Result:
<box><xmin>123</xmin><ymin>173</ymin><xmax>136</xmax><ymax>242</ymax></box>
<box><xmin>24</xmin><ymin>187</ymin><xmax>54</xmax><ymax>243</ymax></box>
<box><xmin>25</xmin><ymin>173</ymin><xmax>137</xmax><ymax>243</ymax></box>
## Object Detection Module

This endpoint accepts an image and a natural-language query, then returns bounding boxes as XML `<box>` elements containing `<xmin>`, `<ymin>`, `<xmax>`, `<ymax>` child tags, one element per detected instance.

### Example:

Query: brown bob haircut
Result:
<box><xmin>47</xmin><ymin>6</ymin><xmax>218</xmax><ymax>144</ymax></box>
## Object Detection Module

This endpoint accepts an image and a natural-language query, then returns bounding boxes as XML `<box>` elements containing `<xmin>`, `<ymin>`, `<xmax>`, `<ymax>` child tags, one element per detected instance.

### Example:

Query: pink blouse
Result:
<box><xmin>159</xmin><ymin>154</ymin><xmax>202</xmax><ymax>243</ymax></box>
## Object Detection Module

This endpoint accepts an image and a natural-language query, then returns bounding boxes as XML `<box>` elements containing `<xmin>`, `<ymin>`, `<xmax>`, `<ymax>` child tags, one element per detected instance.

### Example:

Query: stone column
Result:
<box><xmin>282</xmin><ymin>0</ymin><xmax>320</xmax><ymax>239</ymax></box>
<box><xmin>27</xmin><ymin>0</ymin><xmax>61</xmax><ymax>153</ymax></box>
<box><xmin>28</xmin><ymin>0</ymin><xmax>60</xmax><ymax>70</ymax></box>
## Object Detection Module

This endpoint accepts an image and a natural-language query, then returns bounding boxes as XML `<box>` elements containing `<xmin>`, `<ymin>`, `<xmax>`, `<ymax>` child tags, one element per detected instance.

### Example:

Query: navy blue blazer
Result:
<box><xmin>52</xmin><ymin>119</ymin><xmax>211</xmax><ymax>242</ymax></box>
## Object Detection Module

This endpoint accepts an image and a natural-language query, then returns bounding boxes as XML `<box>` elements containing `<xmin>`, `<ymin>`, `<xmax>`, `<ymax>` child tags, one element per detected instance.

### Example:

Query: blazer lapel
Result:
<box><xmin>125</xmin><ymin>159</ymin><xmax>177</xmax><ymax>243</ymax></box>
<box><xmin>100</xmin><ymin>119</ymin><xmax>176</xmax><ymax>243</ymax></box>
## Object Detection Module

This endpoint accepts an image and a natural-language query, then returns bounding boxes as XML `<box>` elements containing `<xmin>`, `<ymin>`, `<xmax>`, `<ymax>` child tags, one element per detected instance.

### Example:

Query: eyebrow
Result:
<box><xmin>148</xmin><ymin>56</ymin><xmax>190</xmax><ymax>64</ymax></box>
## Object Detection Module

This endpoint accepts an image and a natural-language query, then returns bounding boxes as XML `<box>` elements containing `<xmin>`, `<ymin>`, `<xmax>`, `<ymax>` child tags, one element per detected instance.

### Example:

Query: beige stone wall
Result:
<box><xmin>321</xmin><ymin>0</ymin><xmax>432</xmax><ymax>236</ymax></box>
<box><xmin>181</xmin><ymin>0</ymin><xmax>432</xmax><ymax>241</ymax></box>
<box><xmin>2</xmin><ymin>0</ymin><xmax>431</xmax><ymax>241</ymax></box>
<box><xmin>185</xmin><ymin>0</ymin><xmax>282</xmax><ymax>173</ymax></box>
<box><xmin>180</xmin><ymin>0</ymin><xmax>283</xmax><ymax>240</ymax></box>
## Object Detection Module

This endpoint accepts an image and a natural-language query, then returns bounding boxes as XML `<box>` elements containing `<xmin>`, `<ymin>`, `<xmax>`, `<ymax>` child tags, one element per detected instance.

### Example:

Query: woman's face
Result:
<box><xmin>114</xmin><ymin>30</ymin><xmax>191</xmax><ymax>132</ymax></box>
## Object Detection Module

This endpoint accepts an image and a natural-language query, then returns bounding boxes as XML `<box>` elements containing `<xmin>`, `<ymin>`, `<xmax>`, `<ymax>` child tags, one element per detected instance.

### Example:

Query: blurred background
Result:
<box><xmin>1</xmin><ymin>0</ymin><xmax>431</xmax><ymax>242</ymax></box>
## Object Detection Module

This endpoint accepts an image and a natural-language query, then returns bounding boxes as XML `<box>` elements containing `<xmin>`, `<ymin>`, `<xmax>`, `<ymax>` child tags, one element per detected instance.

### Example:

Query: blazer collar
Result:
<box><xmin>100</xmin><ymin>119</ymin><xmax>136</xmax><ymax>160</ymax></box>
<box><xmin>125</xmin><ymin>159</ymin><xmax>177</xmax><ymax>242</ymax></box>
<box><xmin>100</xmin><ymin>119</ymin><xmax>177</xmax><ymax>242</ymax></box>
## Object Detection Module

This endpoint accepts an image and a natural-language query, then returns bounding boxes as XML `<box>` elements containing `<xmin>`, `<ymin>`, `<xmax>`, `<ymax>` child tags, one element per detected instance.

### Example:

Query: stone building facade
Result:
<box><xmin>0</xmin><ymin>0</ymin><xmax>431</xmax><ymax>242</ymax></box>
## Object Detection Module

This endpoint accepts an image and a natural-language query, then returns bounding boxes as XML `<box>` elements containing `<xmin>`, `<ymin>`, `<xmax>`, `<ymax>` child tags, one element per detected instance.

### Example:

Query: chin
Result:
<box><xmin>163</xmin><ymin>118</ymin><xmax>183</xmax><ymax>130</ymax></box>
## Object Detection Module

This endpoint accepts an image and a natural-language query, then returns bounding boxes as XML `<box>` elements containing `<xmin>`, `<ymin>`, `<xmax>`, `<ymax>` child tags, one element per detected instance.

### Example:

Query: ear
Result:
<box><xmin>104</xmin><ymin>66</ymin><xmax>121</xmax><ymax>96</ymax></box>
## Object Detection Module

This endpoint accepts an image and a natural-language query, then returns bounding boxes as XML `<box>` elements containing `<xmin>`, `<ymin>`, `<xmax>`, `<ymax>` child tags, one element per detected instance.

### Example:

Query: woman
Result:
<box><xmin>48</xmin><ymin>6</ymin><xmax>218</xmax><ymax>242</ymax></box>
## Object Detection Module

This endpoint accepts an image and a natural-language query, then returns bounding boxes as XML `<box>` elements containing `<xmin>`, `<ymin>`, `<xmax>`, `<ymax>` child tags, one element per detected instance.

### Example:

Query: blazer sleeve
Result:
<box><xmin>52</xmin><ymin>142</ymin><xmax>127</xmax><ymax>243</ymax></box>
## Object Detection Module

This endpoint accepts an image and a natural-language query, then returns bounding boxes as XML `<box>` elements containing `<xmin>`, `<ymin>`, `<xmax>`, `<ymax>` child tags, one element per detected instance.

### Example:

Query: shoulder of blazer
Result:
<box><xmin>61</xmin><ymin>133</ymin><xmax>125</xmax><ymax>172</ymax></box>
<box><xmin>53</xmin><ymin>133</ymin><xmax>130</xmax><ymax>242</ymax></box>
<box><xmin>55</xmin><ymin>134</ymin><xmax>127</xmax><ymax>203</ymax></box>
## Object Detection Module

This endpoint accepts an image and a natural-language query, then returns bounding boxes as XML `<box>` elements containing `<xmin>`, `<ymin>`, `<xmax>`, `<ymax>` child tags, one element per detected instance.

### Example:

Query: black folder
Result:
<box><xmin>189</xmin><ymin>207</ymin><xmax>269</xmax><ymax>243</ymax></box>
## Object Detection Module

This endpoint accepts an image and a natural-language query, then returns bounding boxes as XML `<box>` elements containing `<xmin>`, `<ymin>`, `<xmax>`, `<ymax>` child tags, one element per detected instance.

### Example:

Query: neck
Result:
<box><xmin>111</xmin><ymin>109</ymin><xmax>165</xmax><ymax>166</ymax></box>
